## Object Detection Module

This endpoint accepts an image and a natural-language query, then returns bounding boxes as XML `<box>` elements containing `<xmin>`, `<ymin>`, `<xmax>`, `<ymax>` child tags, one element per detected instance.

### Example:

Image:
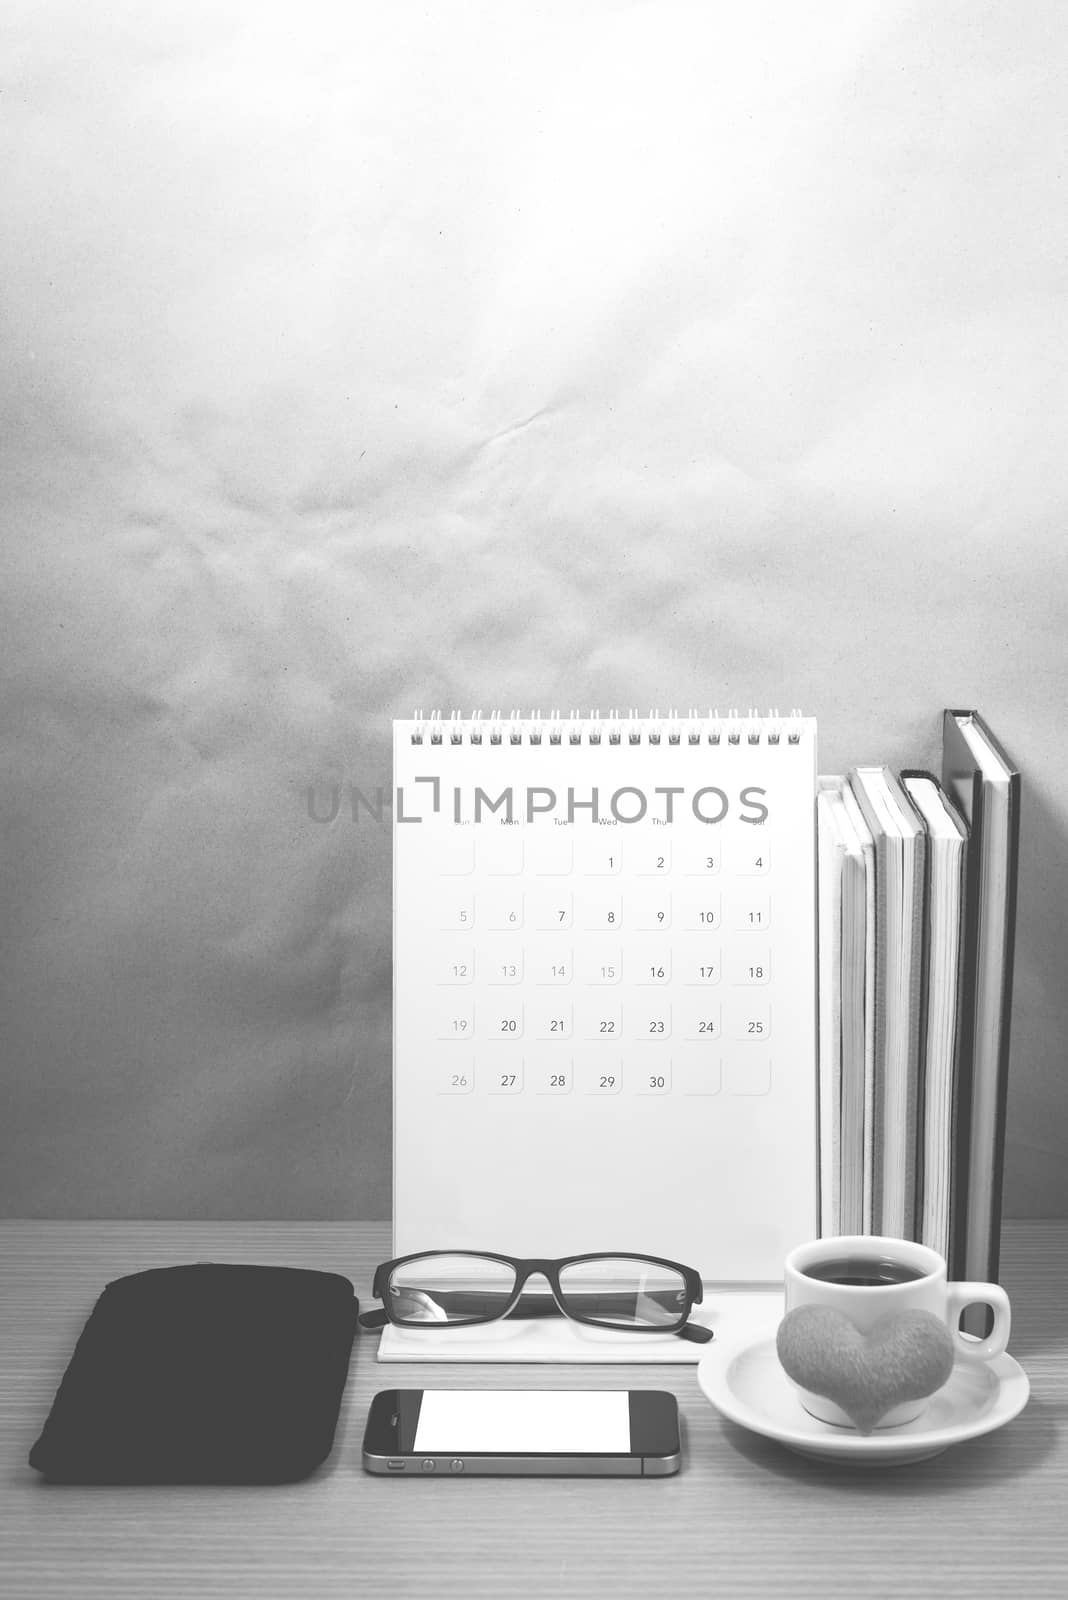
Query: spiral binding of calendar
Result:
<box><xmin>409</xmin><ymin>708</ymin><xmax>806</xmax><ymax>746</ymax></box>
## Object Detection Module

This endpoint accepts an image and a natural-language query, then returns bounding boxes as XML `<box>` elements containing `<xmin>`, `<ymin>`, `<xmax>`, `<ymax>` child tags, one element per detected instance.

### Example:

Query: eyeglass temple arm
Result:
<box><xmin>358</xmin><ymin>1308</ymin><xmax>390</xmax><ymax>1329</ymax></box>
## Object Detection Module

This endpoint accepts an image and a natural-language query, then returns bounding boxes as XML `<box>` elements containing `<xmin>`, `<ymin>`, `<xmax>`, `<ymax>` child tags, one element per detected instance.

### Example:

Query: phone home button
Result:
<box><xmin>421</xmin><ymin>1459</ymin><xmax>436</xmax><ymax>1473</ymax></box>
<box><xmin>450</xmin><ymin>1459</ymin><xmax>465</xmax><ymax>1473</ymax></box>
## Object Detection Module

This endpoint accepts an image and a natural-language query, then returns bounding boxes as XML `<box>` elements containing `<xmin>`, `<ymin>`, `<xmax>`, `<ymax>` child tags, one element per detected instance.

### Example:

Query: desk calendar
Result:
<box><xmin>392</xmin><ymin>711</ymin><xmax>818</xmax><ymax>1283</ymax></box>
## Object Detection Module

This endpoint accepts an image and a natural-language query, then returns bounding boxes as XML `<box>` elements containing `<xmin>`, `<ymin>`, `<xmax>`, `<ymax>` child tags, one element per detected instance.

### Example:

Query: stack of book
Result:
<box><xmin>817</xmin><ymin>710</ymin><xmax>1021</xmax><ymax>1296</ymax></box>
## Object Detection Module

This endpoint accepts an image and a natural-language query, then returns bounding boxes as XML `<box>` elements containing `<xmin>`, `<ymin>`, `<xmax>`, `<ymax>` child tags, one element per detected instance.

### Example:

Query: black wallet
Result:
<box><xmin>29</xmin><ymin>1263</ymin><xmax>359</xmax><ymax>1484</ymax></box>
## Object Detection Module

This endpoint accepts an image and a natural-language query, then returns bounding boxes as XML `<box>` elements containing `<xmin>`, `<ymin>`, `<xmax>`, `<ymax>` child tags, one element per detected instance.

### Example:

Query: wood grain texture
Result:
<box><xmin>1</xmin><ymin>1220</ymin><xmax>1065</xmax><ymax>1599</ymax></box>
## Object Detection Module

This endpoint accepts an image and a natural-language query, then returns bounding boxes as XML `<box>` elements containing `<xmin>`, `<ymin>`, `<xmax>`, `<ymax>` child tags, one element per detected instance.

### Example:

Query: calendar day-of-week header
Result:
<box><xmin>395</xmin><ymin>780</ymin><xmax>770</xmax><ymax>826</ymax></box>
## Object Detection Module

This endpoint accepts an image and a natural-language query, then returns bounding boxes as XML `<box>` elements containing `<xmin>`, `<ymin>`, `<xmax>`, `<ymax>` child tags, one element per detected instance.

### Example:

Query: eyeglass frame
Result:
<box><xmin>358</xmin><ymin>1249</ymin><xmax>712</xmax><ymax>1342</ymax></box>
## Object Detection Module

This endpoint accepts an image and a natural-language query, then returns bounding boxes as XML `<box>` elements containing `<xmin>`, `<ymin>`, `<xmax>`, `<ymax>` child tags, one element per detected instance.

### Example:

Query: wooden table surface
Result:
<box><xmin>1</xmin><ymin>1219</ymin><xmax>1065</xmax><ymax>1599</ymax></box>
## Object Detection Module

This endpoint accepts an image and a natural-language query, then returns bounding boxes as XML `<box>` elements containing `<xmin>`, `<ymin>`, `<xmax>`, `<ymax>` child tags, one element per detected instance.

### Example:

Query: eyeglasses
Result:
<box><xmin>358</xmin><ymin>1251</ymin><xmax>713</xmax><ymax>1343</ymax></box>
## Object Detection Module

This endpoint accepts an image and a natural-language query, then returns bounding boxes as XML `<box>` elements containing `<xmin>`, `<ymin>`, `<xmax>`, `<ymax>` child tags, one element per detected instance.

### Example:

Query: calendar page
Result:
<box><xmin>393</xmin><ymin>712</ymin><xmax>818</xmax><ymax>1283</ymax></box>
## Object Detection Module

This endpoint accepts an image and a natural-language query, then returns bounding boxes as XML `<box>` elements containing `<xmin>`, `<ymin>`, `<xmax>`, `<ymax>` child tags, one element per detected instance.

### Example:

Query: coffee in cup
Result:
<box><xmin>783</xmin><ymin>1234</ymin><xmax>1011</xmax><ymax>1428</ymax></box>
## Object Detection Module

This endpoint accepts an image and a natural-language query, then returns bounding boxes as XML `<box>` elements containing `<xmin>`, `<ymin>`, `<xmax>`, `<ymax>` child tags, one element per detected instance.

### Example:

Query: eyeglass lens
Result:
<box><xmin>387</xmin><ymin>1254</ymin><xmax>518</xmax><ymax>1324</ymax></box>
<box><xmin>556</xmin><ymin>1257</ymin><xmax>689</xmax><ymax>1328</ymax></box>
<box><xmin>386</xmin><ymin>1254</ymin><xmax>689</xmax><ymax>1329</ymax></box>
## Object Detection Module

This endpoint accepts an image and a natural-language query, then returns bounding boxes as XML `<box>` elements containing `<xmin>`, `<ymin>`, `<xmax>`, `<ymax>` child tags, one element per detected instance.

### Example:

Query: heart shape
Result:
<box><xmin>776</xmin><ymin>1305</ymin><xmax>956</xmax><ymax>1433</ymax></box>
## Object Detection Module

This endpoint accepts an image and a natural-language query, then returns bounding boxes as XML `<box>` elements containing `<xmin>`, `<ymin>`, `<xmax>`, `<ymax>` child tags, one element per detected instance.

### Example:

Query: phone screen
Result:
<box><xmin>411</xmin><ymin>1389</ymin><xmax>631</xmax><ymax>1454</ymax></box>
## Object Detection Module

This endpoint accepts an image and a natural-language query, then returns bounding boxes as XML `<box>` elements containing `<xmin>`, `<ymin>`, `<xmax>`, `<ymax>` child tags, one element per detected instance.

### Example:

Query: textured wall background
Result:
<box><xmin>2</xmin><ymin>0</ymin><xmax>1066</xmax><ymax>1219</ymax></box>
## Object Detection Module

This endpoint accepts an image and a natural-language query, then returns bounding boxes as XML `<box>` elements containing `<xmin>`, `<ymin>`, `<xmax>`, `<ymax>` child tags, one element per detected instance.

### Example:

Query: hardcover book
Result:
<box><xmin>847</xmin><ymin>767</ymin><xmax>927</xmax><ymax>1240</ymax></box>
<box><xmin>901</xmin><ymin>771</ymin><xmax>969</xmax><ymax>1265</ymax></box>
<box><xmin>941</xmin><ymin>710</ymin><xmax>1021</xmax><ymax>1294</ymax></box>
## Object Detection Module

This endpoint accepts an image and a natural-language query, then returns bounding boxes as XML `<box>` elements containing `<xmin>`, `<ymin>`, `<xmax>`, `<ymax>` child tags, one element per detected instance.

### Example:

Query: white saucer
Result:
<box><xmin>697</xmin><ymin>1335</ymin><xmax>1030</xmax><ymax>1465</ymax></box>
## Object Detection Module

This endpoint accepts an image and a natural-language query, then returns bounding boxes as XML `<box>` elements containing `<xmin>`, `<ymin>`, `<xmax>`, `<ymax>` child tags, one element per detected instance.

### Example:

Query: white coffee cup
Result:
<box><xmin>783</xmin><ymin>1235</ymin><xmax>1012</xmax><ymax>1428</ymax></box>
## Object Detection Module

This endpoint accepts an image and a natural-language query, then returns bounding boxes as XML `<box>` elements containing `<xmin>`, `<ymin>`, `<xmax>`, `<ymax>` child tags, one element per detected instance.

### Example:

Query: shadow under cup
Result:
<box><xmin>783</xmin><ymin>1235</ymin><xmax>1012</xmax><ymax>1430</ymax></box>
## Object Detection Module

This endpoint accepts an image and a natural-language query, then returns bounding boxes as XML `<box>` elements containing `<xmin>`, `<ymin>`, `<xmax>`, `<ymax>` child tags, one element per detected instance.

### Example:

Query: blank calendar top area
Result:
<box><xmin>392</xmin><ymin>718</ymin><xmax>815</xmax><ymax>822</ymax></box>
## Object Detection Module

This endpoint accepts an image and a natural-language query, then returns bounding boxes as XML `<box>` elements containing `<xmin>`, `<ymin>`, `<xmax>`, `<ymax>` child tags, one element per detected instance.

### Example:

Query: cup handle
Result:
<box><xmin>945</xmin><ymin>1282</ymin><xmax>1011</xmax><ymax>1361</ymax></box>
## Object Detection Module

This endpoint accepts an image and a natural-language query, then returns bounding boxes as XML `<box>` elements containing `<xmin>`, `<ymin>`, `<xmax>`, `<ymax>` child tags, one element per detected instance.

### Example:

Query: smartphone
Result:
<box><xmin>362</xmin><ymin>1388</ymin><xmax>681</xmax><ymax>1477</ymax></box>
